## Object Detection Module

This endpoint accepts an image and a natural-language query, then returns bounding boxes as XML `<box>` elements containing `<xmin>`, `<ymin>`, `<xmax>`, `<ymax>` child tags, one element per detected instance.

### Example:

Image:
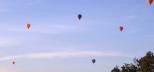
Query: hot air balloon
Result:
<box><xmin>119</xmin><ymin>26</ymin><xmax>124</xmax><ymax>32</ymax></box>
<box><xmin>12</xmin><ymin>61</ymin><xmax>16</xmax><ymax>64</ymax></box>
<box><xmin>92</xmin><ymin>59</ymin><xmax>96</xmax><ymax>64</ymax></box>
<box><xmin>78</xmin><ymin>14</ymin><xmax>82</xmax><ymax>20</ymax></box>
<box><xmin>147</xmin><ymin>0</ymin><xmax>153</xmax><ymax>5</ymax></box>
<box><xmin>26</xmin><ymin>24</ymin><xmax>31</xmax><ymax>29</ymax></box>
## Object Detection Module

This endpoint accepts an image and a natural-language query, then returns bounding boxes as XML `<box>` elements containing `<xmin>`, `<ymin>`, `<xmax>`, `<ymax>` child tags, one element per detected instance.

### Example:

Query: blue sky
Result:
<box><xmin>0</xmin><ymin>0</ymin><xmax>154</xmax><ymax>72</ymax></box>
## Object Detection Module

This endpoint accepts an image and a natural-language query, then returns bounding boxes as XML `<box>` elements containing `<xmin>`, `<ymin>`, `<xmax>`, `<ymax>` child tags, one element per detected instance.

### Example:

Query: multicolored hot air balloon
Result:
<box><xmin>92</xmin><ymin>59</ymin><xmax>96</xmax><ymax>64</ymax></box>
<box><xmin>77</xmin><ymin>14</ymin><xmax>82</xmax><ymax>20</ymax></box>
<box><xmin>26</xmin><ymin>24</ymin><xmax>31</xmax><ymax>29</ymax></box>
<box><xmin>119</xmin><ymin>26</ymin><xmax>124</xmax><ymax>32</ymax></box>
<box><xmin>147</xmin><ymin>0</ymin><xmax>153</xmax><ymax>5</ymax></box>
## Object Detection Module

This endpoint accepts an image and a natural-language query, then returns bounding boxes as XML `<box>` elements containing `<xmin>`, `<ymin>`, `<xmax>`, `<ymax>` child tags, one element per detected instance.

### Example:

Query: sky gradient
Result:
<box><xmin>0</xmin><ymin>0</ymin><xmax>154</xmax><ymax>72</ymax></box>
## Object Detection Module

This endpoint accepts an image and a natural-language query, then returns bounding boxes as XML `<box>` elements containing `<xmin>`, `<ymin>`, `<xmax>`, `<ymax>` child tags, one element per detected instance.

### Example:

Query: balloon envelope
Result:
<box><xmin>92</xmin><ymin>59</ymin><xmax>96</xmax><ymax>64</ymax></box>
<box><xmin>12</xmin><ymin>61</ymin><xmax>16</xmax><ymax>64</ymax></box>
<box><xmin>78</xmin><ymin>14</ymin><xmax>82</xmax><ymax>20</ymax></box>
<box><xmin>119</xmin><ymin>26</ymin><xmax>124</xmax><ymax>32</ymax></box>
<box><xmin>26</xmin><ymin>24</ymin><xmax>31</xmax><ymax>29</ymax></box>
<box><xmin>147</xmin><ymin>0</ymin><xmax>153</xmax><ymax>5</ymax></box>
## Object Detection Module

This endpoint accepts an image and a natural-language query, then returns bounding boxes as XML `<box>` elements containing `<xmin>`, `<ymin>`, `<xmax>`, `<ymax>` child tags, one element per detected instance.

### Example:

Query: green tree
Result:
<box><xmin>111</xmin><ymin>51</ymin><xmax>154</xmax><ymax>72</ymax></box>
<box><xmin>121</xmin><ymin>63</ymin><xmax>137</xmax><ymax>72</ymax></box>
<box><xmin>137</xmin><ymin>51</ymin><xmax>154</xmax><ymax>72</ymax></box>
<box><xmin>111</xmin><ymin>66</ymin><xmax>120</xmax><ymax>72</ymax></box>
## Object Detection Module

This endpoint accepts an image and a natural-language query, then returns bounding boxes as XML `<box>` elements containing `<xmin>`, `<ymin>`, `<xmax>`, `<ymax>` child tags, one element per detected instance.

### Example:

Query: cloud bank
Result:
<box><xmin>0</xmin><ymin>51</ymin><xmax>125</xmax><ymax>61</ymax></box>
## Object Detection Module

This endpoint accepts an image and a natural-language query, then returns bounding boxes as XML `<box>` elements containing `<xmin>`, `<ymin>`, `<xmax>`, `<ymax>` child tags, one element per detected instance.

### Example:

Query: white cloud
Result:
<box><xmin>0</xmin><ymin>51</ymin><xmax>126</xmax><ymax>61</ymax></box>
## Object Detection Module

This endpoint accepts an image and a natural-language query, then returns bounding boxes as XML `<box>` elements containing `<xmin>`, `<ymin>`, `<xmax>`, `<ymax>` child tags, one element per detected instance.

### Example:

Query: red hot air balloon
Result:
<box><xmin>147</xmin><ymin>0</ymin><xmax>153</xmax><ymax>5</ymax></box>
<box><xmin>119</xmin><ymin>26</ymin><xmax>124</xmax><ymax>32</ymax></box>
<box><xmin>26</xmin><ymin>24</ymin><xmax>31</xmax><ymax>29</ymax></box>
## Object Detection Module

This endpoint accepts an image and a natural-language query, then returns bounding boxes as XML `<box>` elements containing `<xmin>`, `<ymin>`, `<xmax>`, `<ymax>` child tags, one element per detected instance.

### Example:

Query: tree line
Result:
<box><xmin>111</xmin><ymin>51</ymin><xmax>154</xmax><ymax>72</ymax></box>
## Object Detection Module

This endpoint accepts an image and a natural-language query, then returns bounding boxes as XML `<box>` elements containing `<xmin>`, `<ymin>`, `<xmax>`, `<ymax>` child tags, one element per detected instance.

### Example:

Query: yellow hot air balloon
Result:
<box><xmin>147</xmin><ymin>0</ymin><xmax>153</xmax><ymax>5</ymax></box>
